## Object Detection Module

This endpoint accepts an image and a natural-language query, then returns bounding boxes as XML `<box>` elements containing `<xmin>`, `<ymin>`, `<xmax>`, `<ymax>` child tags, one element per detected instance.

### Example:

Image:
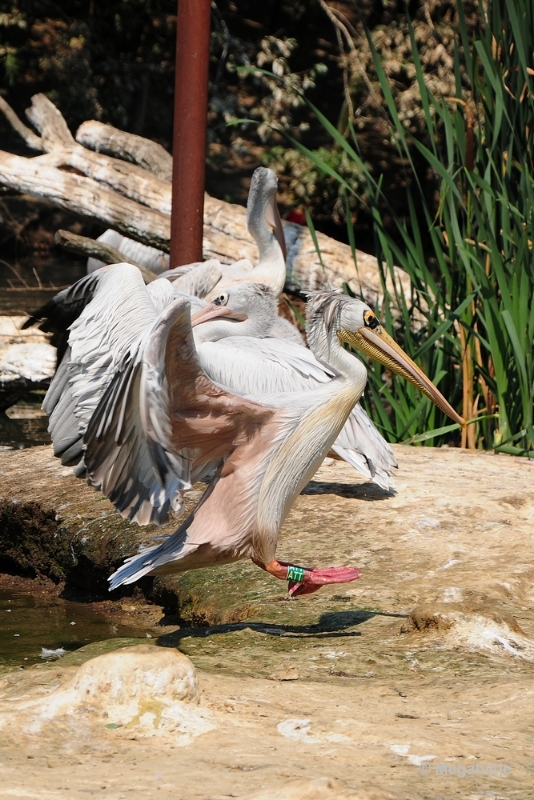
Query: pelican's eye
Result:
<box><xmin>213</xmin><ymin>292</ymin><xmax>229</xmax><ymax>307</ymax></box>
<box><xmin>363</xmin><ymin>310</ymin><xmax>380</xmax><ymax>330</ymax></box>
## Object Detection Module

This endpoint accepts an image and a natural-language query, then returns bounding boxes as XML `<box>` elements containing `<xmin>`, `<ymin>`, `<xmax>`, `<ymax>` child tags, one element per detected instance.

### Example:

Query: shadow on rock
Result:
<box><xmin>302</xmin><ymin>481</ymin><xmax>395</xmax><ymax>500</ymax></box>
<box><xmin>157</xmin><ymin>607</ymin><xmax>407</xmax><ymax>649</ymax></box>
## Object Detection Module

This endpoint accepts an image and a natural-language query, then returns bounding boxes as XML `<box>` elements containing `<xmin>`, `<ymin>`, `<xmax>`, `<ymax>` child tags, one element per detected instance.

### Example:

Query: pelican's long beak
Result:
<box><xmin>339</xmin><ymin>325</ymin><xmax>465</xmax><ymax>427</ymax></box>
<box><xmin>190</xmin><ymin>304</ymin><xmax>248</xmax><ymax>328</ymax></box>
<box><xmin>264</xmin><ymin>193</ymin><xmax>287</xmax><ymax>261</ymax></box>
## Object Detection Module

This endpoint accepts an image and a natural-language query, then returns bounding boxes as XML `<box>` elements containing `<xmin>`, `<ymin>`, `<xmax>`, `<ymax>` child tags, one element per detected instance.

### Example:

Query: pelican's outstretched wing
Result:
<box><xmin>85</xmin><ymin>298</ymin><xmax>274</xmax><ymax>526</ymax></box>
<box><xmin>22</xmin><ymin>269</ymin><xmax>103</xmax><ymax>363</ymax></box>
<box><xmin>39</xmin><ymin>264</ymin><xmax>158</xmax><ymax>470</ymax></box>
<box><xmin>198</xmin><ymin>336</ymin><xmax>397</xmax><ymax>487</ymax></box>
<box><xmin>332</xmin><ymin>404</ymin><xmax>397</xmax><ymax>489</ymax></box>
<box><xmin>66</xmin><ymin>265</ymin><xmax>157</xmax><ymax>431</ymax></box>
<box><xmin>44</xmin><ymin>347</ymin><xmax>83</xmax><ymax>469</ymax></box>
<box><xmin>83</xmin><ymin>336</ymin><xmax>188</xmax><ymax>525</ymax></box>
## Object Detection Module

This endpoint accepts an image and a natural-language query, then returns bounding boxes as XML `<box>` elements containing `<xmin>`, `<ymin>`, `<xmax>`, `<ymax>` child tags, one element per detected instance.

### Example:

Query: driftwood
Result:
<box><xmin>0</xmin><ymin>93</ymin><xmax>411</xmax><ymax>305</ymax></box>
<box><xmin>77</xmin><ymin>120</ymin><xmax>173</xmax><ymax>181</ymax></box>
<box><xmin>0</xmin><ymin>150</ymin><xmax>171</xmax><ymax>250</ymax></box>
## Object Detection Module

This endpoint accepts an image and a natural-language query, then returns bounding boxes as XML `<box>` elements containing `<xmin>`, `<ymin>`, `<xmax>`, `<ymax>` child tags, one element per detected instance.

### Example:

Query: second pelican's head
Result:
<box><xmin>190</xmin><ymin>282</ymin><xmax>277</xmax><ymax>343</ymax></box>
<box><xmin>306</xmin><ymin>291</ymin><xmax>464</xmax><ymax>427</ymax></box>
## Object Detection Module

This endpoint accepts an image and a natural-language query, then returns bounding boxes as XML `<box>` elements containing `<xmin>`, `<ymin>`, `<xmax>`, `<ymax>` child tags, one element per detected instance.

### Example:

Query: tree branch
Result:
<box><xmin>0</xmin><ymin>96</ymin><xmax>44</xmax><ymax>152</ymax></box>
<box><xmin>76</xmin><ymin>120</ymin><xmax>173</xmax><ymax>181</ymax></box>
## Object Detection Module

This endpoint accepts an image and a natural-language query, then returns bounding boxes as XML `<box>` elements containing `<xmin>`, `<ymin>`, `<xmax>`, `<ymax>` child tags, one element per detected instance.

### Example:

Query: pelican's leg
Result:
<box><xmin>254</xmin><ymin>559</ymin><xmax>361</xmax><ymax>597</ymax></box>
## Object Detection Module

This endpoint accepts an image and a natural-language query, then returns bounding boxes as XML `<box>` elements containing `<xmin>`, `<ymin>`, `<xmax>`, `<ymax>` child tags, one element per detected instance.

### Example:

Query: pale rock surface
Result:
<box><xmin>0</xmin><ymin>645</ymin><xmax>215</xmax><ymax>742</ymax></box>
<box><xmin>405</xmin><ymin>601</ymin><xmax>534</xmax><ymax>661</ymax></box>
<box><xmin>0</xmin><ymin>445</ymin><xmax>533</xmax><ymax>798</ymax></box>
<box><xmin>242</xmin><ymin>776</ymin><xmax>402</xmax><ymax>800</ymax></box>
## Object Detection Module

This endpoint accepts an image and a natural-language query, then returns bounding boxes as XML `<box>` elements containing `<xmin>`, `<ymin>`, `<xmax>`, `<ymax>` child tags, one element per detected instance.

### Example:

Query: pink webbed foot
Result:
<box><xmin>256</xmin><ymin>559</ymin><xmax>361</xmax><ymax>597</ymax></box>
<box><xmin>287</xmin><ymin>565</ymin><xmax>361</xmax><ymax>597</ymax></box>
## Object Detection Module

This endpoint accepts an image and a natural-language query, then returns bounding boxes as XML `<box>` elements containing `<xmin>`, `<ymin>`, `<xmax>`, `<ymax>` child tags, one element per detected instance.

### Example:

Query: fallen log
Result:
<box><xmin>0</xmin><ymin>94</ymin><xmax>411</xmax><ymax>304</ymax></box>
<box><xmin>26</xmin><ymin>95</ymin><xmax>173</xmax><ymax>214</ymax></box>
<box><xmin>0</xmin><ymin>150</ymin><xmax>171</xmax><ymax>250</ymax></box>
<box><xmin>77</xmin><ymin>119</ymin><xmax>173</xmax><ymax>181</ymax></box>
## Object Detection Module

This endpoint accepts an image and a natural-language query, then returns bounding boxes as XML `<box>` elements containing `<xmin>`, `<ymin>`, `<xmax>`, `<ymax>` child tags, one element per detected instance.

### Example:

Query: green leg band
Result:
<box><xmin>287</xmin><ymin>565</ymin><xmax>305</xmax><ymax>583</ymax></box>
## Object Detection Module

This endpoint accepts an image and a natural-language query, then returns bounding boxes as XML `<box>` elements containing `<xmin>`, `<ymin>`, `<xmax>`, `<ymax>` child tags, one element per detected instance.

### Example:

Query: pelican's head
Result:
<box><xmin>306</xmin><ymin>291</ymin><xmax>464</xmax><ymax>426</ymax></box>
<box><xmin>247</xmin><ymin>167</ymin><xmax>287</xmax><ymax>263</ymax></box>
<box><xmin>190</xmin><ymin>282</ymin><xmax>277</xmax><ymax>343</ymax></box>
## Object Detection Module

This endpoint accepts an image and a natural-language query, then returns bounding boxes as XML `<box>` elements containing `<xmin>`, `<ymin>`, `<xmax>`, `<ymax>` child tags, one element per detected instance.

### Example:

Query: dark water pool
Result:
<box><xmin>1</xmin><ymin>260</ymin><xmax>159</xmax><ymax>670</ymax></box>
<box><xmin>0</xmin><ymin>400</ymin><xmax>51</xmax><ymax>450</ymax></box>
<box><xmin>0</xmin><ymin>588</ymin><xmax>155</xmax><ymax>671</ymax></box>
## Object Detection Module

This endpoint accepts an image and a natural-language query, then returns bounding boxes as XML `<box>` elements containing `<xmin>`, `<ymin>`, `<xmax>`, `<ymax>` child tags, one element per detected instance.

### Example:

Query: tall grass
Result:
<box><xmin>287</xmin><ymin>0</ymin><xmax>534</xmax><ymax>454</ymax></box>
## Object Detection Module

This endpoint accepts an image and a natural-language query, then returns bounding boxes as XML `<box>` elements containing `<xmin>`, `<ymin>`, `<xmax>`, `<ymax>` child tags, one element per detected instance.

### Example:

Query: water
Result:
<box><xmin>0</xmin><ymin>400</ymin><xmax>51</xmax><ymax>451</ymax></box>
<box><xmin>1</xmin><ymin>258</ymin><xmax>157</xmax><ymax>667</ymax></box>
<box><xmin>0</xmin><ymin>588</ymin><xmax>156</xmax><ymax>671</ymax></box>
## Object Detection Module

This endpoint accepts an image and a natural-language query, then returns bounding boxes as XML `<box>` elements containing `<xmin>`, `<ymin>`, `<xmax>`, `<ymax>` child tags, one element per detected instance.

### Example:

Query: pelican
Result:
<box><xmin>205</xmin><ymin>165</ymin><xmax>287</xmax><ymax>298</ymax></box>
<box><xmin>74</xmin><ymin>277</ymin><xmax>395</xmax><ymax>513</ymax></box>
<box><xmin>90</xmin><ymin>290</ymin><xmax>463</xmax><ymax>596</ymax></box>
<box><xmin>87</xmin><ymin>166</ymin><xmax>288</xmax><ymax>299</ymax></box>
<box><xmin>35</xmin><ymin>266</ymin><xmax>393</xmax><ymax>519</ymax></box>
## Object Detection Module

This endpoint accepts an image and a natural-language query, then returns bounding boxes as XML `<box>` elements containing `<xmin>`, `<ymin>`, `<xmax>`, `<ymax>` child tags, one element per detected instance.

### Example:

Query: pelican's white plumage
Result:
<box><xmin>196</xmin><ymin>334</ymin><xmax>396</xmax><ymax>489</ymax></box>
<box><xmin>203</xmin><ymin>166</ymin><xmax>287</xmax><ymax>299</ymax></box>
<box><xmin>39</xmin><ymin>270</ymin><xmax>396</xmax><ymax>526</ymax></box>
<box><xmin>106</xmin><ymin>292</ymin><xmax>370</xmax><ymax>590</ymax></box>
<box><xmin>106</xmin><ymin>289</ymin><xmax>462</xmax><ymax>594</ymax></box>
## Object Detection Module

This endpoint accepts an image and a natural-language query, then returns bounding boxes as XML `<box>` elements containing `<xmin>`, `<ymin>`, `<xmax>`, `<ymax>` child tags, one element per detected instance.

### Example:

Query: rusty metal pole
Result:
<box><xmin>170</xmin><ymin>0</ymin><xmax>211</xmax><ymax>267</ymax></box>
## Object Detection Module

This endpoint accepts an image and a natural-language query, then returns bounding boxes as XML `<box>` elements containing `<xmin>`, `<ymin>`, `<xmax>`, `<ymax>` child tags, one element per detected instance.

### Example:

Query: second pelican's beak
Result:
<box><xmin>265</xmin><ymin>193</ymin><xmax>287</xmax><ymax>261</ymax></box>
<box><xmin>190</xmin><ymin>304</ymin><xmax>248</xmax><ymax>328</ymax></box>
<box><xmin>338</xmin><ymin>319</ymin><xmax>465</xmax><ymax>427</ymax></box>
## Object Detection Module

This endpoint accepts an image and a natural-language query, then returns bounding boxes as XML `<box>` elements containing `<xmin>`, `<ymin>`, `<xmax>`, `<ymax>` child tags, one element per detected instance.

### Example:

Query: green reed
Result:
<box><xmin>289</xmin><ymin>0</ymin><xmax>534</xmax><ymax>453</ymax></box>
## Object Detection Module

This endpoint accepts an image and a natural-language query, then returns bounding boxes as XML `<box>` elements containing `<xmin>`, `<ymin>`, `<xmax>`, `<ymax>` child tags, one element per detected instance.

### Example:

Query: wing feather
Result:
<box><xmin>163</xmin><ymin>259</ymin><xmax>223</xmax><ymax>298</ymax></box>
<box><xmin>38</xmin><ymin>264</ymin><xmax>159</xmax><ymax>478</ymax></box>
<box><xmin>86</xmin><ymin>298</ymin><xmax>275</xmax><ymax>526</ymax></box>
<box><xmin>67</xmin><ymin>265</ymin><xmax>156</xmax><ymax>429</ymax></box>
<box><xmin>84</xmin><ymin>345</ymin><xmax>188</xmax><ymax>526</ymax></box>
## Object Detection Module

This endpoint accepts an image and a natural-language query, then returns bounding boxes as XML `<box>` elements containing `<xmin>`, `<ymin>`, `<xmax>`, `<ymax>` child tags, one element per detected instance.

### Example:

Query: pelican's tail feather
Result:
<box><xmin>108</xmin><ymin>514</ymin><xmax>200</xmax><ymax>590</ymax></box>
<box><xmin>108</xmin><ymin>545</ymin><xmax>161</xmax><ymax>590</ymax></box>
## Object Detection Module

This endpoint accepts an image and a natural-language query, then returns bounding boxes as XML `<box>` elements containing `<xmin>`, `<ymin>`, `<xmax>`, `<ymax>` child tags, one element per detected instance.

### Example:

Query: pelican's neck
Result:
<box><xmin>307</xmin><ymin>317</ymin><xmax>368</xmax><ymax>396</ymax></box>
<box><xmin>247</xmin><ymin>198</ymin><xmax>286</xmax><ymax>293</ymax></box>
